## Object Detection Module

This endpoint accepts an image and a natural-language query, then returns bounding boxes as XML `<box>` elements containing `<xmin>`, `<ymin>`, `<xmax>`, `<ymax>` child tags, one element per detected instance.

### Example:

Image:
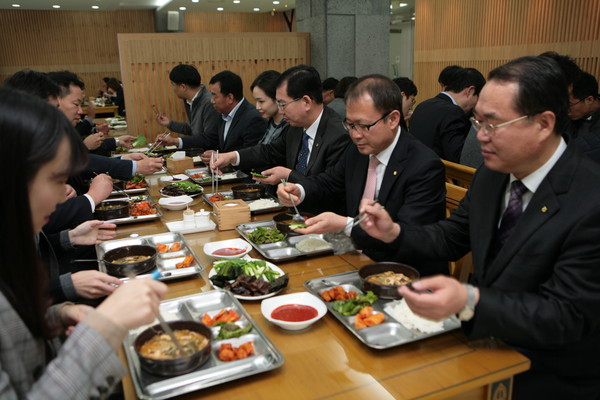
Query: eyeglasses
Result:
<box><xmin>343</xmin><ymin>111</ymin><xmax>391</xmax><ymax>133</ymax></box>
<box><xmin>469</xmin><ymin>115</ymin><xmax>529</xmax><ymax>137</ymax></box>
<box><xmin>569</xmin><ymin>98</ymin><xmax>584</xmax><ymax>107</ymax></box>
<box><xmin>276</xmin><ymin>97</ymin><xmax>301</xmax><ymax>110</ymax></box>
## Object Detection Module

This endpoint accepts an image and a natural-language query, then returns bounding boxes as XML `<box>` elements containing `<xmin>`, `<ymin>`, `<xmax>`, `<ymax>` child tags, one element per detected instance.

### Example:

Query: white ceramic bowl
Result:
<box><xmin>158</xmin><ymin>195</ymin><xmax>194</xmax><ymax>211</ymax></box>
<box><xmin>203</xmin><ymin>238</ymin><xmax>252</xmax><ymax>259</ymax></box>
<box><xmin>261</xmin><ymin>292</ymin><xmax>327</xmax><ymax>331</ymax></box>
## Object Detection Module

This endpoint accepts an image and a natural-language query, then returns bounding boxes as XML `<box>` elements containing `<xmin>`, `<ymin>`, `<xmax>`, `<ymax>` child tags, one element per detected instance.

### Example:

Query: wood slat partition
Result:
<box><xmin>0</xmin><ymin>10</ymin><xmax>155</xmax><ymax>93</ymax></box>
<box><xmin>117</xmin><ymin>32</ymin><xmax>309</xmax><ymax>141</ymax></box>
<box><xmin>414</xmin><ymin>0</ymin><xmax>600</xmax><ymax>105</ymax></box>
<box><xmin>184</xmin><ymin>11</ymin><xmax>294</xmax><ymax>33</ymax></box>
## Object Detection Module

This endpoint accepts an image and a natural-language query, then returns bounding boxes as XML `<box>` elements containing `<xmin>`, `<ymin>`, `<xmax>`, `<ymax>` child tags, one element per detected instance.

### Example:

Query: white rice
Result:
<box><xmin>295</xmin><ymin>237</ymin><xmax>332</xmax><ymax>252</ymax></box>
<box><xmin>384</xmin><ymin>298</ymin><xmax>445</xmax><ymax>334</ymax></box>
<box><xmin>248</xmin><ymin>198</ymin><xmax>279</xmax><ymax>211</ymax></box>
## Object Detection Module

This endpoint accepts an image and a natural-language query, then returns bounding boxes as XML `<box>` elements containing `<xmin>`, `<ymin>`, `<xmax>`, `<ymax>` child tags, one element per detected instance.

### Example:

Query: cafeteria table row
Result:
<box><xmin>115</xmin><ymin>173</ymin><xmax>529</xmax><ymax>400</ymax></box>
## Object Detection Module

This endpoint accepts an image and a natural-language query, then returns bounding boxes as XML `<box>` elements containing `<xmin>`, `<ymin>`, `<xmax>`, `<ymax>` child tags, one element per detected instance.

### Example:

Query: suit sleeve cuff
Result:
<box><xmin>83</xmin><ymin>194</ymin><xmax>96</xmax><ymax>211</ymax></box>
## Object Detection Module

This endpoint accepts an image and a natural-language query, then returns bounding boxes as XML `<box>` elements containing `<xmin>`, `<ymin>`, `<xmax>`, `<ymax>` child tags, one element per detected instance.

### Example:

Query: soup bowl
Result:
<box><xmin>358</xmin><ymin>262</ymin><xmax>420</xmax><ymax>299</ymax></box>
<box><xmin>103</xmin><ymin>245</ymin><xmax>157</xmax><ymax>277</ymax></box>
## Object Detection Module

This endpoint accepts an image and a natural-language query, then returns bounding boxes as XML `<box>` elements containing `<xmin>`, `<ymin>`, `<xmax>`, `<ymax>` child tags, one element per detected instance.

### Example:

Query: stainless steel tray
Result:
<box><xmin>95</xmin><ymin>232</ymin><xmax>202</xmax><ymax>281</ymax></box>
<box><xmin>123</xmin><ymin>290</ymin><xmax>284</xmax><ymax>400</ymax></box>
<box><xmin>304</xmin><ymin>271</ymin><xmax>461</xmax><ymax>349</ymax></box>
<box><xmin>203</xmin><ymin>191</ymin><xmax>285</xmax><ymax>215</ymax></box>
<box><xmin>99</xmin><ymin>195</ymin><xmax>162</xmax><ymax>225</ymax></box>
<box><xmin>185</xmin><ymin>167</ymin><xmax>248</xmax><ymax>186</ymax></box>
<box><xmin>236</xmin><ymin>220</ymin><xmax>333</xmax><ymax>262</ymax></box>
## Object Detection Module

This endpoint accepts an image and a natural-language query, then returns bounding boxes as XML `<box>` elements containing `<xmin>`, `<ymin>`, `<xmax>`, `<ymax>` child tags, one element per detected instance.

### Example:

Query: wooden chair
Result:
<box><xmin>445</xmin><ymin>182</ymin><xmax>473</xmax><ymax>283</ymax></box>
<box><xmin>442</xmin><ymin>159</ymin><xmax>476</xmax><ymax>188</ymax></box>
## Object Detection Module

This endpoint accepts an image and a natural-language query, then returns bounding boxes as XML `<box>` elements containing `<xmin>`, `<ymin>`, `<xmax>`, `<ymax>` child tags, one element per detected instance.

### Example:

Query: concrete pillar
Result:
<box><xmin>296</xmin><ymin>0</ymin><xmax>390</xmax><ymax>80</ymax></box>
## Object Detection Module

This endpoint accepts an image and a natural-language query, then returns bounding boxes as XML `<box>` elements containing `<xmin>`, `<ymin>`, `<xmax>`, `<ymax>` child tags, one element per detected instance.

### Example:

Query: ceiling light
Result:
<box><xmin>192</xmin><ymin>0</ymin><xmax>199</xmax><ymax>2</ymax></box>
<box><xmin>217</xmin><ymin>7</ymin><xmax>224</xmax><ymax>11</ymax></box>
<box><xmin>411</xmin><ymin>16</ymin><xmax>415</xmax><ymax>20</ymax></box>
<box><xmin>12</xmin><ymin>4</ymin><xmax>20</xmax><ymax>7</ymax></box>
<box><xmin>92</xmin><ymin>5</ymin><xmax>99</xmax><ymax>9</ymax></box>
<box><xmin>400</xmin><ymin>3</ymin><xmax>408</xmax><ymax>7</ymax></box>
<box><xmin>52</xmin><ymin>5</ymin><xmax>60</xmax><ymax>8</ymax></box>
<box><xmin>233</xmin><ymin>0</ymin><xmax>240</xmax><ymax>3</ymax></box>
<box><xmin>253</xmin><ymin>7</ymin><xmax>259</xmax><ymax>11</ymax></box>
<box><xmin>179</xmin><ymin>6</ymin><xmax>186</xmax><ymax>10</ymax></box>
<box><xmin>273</xmin><ymin>1</ymin><xmax>280</xmax><ymax>4</ymax></box>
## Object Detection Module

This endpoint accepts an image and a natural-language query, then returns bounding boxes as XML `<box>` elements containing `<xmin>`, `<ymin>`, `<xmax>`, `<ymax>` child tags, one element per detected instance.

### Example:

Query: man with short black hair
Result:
<box><xmin>392</xmin><ymin>77</ymin><xmax>418</xmax><ymax>123</ymax></box>
<box><xmin>410</xmin><ymin>67</ymin><xmax>485</xmax><ymax>162</ymax></box>
<box><xmin>359</xmin><ymin>56</ymin><xmax>600</xmax><ymax>399</ymax></box>
<box><xmin>158</xmin><ymin>70</ymin><xmax>266</xmax><ymax>161</ymax></box>
<box><xmin>156</xmin><ymin>64</ymin><xmax>219</xmax><ymax>137</ymax></box>
<box><xmin>570</xmin><ymin>71</ymin><xmax>600</xmax><ymax>162</ymax></box>
<box><xmin>321</xmin><ymin>77</ymin><xmax>338</xmax><ymax>105</ymax></box>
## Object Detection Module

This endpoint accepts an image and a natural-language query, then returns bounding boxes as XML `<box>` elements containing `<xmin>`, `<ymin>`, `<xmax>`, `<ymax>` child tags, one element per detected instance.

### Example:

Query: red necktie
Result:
<box><xmin>362</xmin><ymin>156</ymin><xmax>380</xmax><ymax>200</ymax></box>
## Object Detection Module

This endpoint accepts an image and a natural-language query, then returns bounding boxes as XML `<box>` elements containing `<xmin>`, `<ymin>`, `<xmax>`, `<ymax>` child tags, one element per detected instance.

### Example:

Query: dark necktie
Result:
<box><xmin>295</xmin><ymin>130</ymin><xmax>310</xmax><ymax>175</ymax></box>
<box><xmin>497</xmin><ymin>180</ymin><xmax>528</xmax><ymax>246</ymax></box>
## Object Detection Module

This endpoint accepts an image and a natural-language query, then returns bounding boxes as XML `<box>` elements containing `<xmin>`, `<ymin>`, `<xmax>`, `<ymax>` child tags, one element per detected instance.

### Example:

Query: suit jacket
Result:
<box><xmin>168</xmin><ymin>85</ymin><xmax>220</xmax><ymax>137</ymax></box>
<box><xmin>43</xmin><ymin>195</ymin><xmax>93</xmax><ymax>234</ymax></box>
<box><xmin>181</xmin><ymin>98</ymin><xmax>266</xmax><ymax>152</ymax></box>
<box><xmin>298</xmin><ymin>130</ymin><xmax>447</xmax><ymax>275</ymax></box>
<box><xmin>409</xmin><ymin>93</ymin><xmax>470</xmax><ymax>162</ymax></box>
<box><xmin>396</xmin><ymin>143</ymin><xmax>600</xmax><ymax>381</ymax></box>
<box><xmin>0</xmin><ymin>291</ymin><xmax>125</xmax><ymax>399</ymax></box>
<box><xmin>574</xmin><ymin>108</ymin><xmax>600</xmax><ymax>163</ymax></box>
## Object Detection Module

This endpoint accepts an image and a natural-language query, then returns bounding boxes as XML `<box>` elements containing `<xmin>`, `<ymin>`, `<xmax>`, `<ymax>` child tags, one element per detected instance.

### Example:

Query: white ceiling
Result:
<box><xmin>0</xmin><ymin>0</ymin><xmax>295</xmax><ymax>13</ymax></box>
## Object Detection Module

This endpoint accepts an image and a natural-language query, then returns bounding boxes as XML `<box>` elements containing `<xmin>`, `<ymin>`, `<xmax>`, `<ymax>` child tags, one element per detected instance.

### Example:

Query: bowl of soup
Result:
<box><xmin>102</xmin><ymin>245</ymin><xmax>157</xmax><ymax>277</ymax></box>
<box><xmin>261</xmin><ymin>292</ymin><xmax>327</xmax><ymax>331</ymax></box>
<box><xmin>231</xmin><ymin>184</ymin><xmax>265</xmax><ymax>201</ymax></box>
<box><xmin>94</xmin><ymin>200</ymin><xmax>130</xmax><ymax>220</ymax></box>
<box><xmin>134</xmin><ymin>320</ymin><xmax>212</xmax><ymax>376</ymax></box>
<box><xmin>272</xmin><ymin>211</ymin><xmax>313</xmax><ymax>235</ymax></box>
<box><xmin>358</xmin><ymin>262</ymin><xmax>420</xmax><ymax>299</ymax></box>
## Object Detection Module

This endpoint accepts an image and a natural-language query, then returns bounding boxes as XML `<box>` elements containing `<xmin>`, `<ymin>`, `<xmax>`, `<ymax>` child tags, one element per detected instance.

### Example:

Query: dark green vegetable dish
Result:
<box><xmin>247</xmin><ymin>227</ymin><xmax>286</xmax><ymax>244</ymax></box>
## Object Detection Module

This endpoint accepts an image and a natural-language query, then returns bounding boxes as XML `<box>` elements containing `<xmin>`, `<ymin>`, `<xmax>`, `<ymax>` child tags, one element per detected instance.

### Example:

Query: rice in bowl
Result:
<box><xmin>384</xmin><ymin>298</ymin><xmax>445</xmax><ymax>334</ymax></box>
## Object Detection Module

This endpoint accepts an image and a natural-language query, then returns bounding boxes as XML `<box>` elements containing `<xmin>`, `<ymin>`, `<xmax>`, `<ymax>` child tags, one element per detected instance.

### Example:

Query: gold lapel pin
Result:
<box><xmin>393</xmin><ymin>171</ymin><xmax>398</xmax><ymax>176</ymax></box>
<box><xmin>541</xmin><ymin>206</ymin><xmax>548</xmax><ymax>213</ymax></box>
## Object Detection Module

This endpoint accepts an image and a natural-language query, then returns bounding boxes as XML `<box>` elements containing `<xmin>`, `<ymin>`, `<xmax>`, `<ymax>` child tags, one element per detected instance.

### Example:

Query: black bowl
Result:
<box><xmin>231</xmin><ymin>184</ymin><xmax>265</xmax><ymax>201</ymax></box>
<box><xmin>273</xmin><ymin>211</ymin><xmax>314</xmax><ymax>235</ymax></box>
<box><xmin>95</xmin><ymin>200</ymin><xmax>130</xmax><ymax>220</ymax></box>
<box><xmin>358</xmin><ymin>262</ymin><xmax>420</xmax><ymax>299</ymax></box>
<box><xmin>103</xmin><ymin>245</ymin><xmax>157</xmax><ymax>277</ymax></box>
<box><xmin>134</xmin><ymin>321</ymin><xmax>212</xmax><ymax>377</ymax></box>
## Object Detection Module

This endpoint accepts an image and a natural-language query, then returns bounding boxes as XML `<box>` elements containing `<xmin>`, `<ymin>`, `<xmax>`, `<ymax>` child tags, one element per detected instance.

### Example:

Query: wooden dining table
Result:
<box><xmin>83</xmin><ymin>104</ymin><xmax>120</xmax><ymax>116</ymax></box>
<box><xmin>117</xmin><ymin>173</ymin><xmax>530</xmax><ymax>400</ymax></box>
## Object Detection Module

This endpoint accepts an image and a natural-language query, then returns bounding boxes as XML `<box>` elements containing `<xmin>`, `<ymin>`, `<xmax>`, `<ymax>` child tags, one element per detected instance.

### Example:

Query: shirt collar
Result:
<box><xmin>186</xmin><ymin>87</ymin><xmax>202</xmax><ymax>107</ymax></box>
<box><xmin>440</xmin><ymin>92</ymin><xmax>458</xmax><ymax>105</ymax></box>
<box><xmin>222</xmin><ymin>98</ymin><xmax>244</xmax><ymax>122</ymax></box>
<box><xmin>510</xmin><ymin>137</ymin><xmax>567</xmax><ymax>193</ymax></box>
<box><xmin>372</xmin><ymin>126</ymin><xmax>401</xmax><ymax>167</ymax></box>
<box><xmin>304</xmin><ymin>109</ymin><xmax>324</xmax><ymax>140</ymax></box>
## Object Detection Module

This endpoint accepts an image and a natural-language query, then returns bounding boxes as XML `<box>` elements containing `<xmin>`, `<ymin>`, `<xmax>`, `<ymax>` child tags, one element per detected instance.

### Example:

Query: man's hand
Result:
<box><xmin>201</xmin><ymin>150</ymin><xmax>217</xmax><ymax>166</ymax></box>
<box><xmin>358</xmin><ymin>198</ymin><xmax>401</xmax><ymax>243</ymax></box>
<box><xmin>65</xmin><ymin>184</ymin><xmax>77</xmax><ymax>200</ymax></box>
<box><xmin>122</xmin><ymin>152</ymin><xmax>147</xmax><ymax>161</ymax></box>
<box><xmin>210</xmin><ymin>151</ymin><xmax>236</xmax><ymax>172</ymax></box>
<box><xmin>117</xmin><ymin>135</ymin><xmax>135</xmax><ymax>148</ymax></box>
<box><xmin>136</xmin><ymin>157</ymin><xmax>164</xmax><ymax>175</ymax></box>
<box><xmin>155</xmin><ymin>114</ymin><xmax>170</xmax><ymax>127</ymax></box>
<box><xmin>83</xmin><ymin>132</ymin><xmax>105</xmax><ymax>150</ymax></box>
<box><xmin>253</xmin><ymin>166</ymin><xmax>291</xmax><ymax>185</ymax></box>
<box><xmin>68</xmin><ymin>220</ymin><xmax>117</xmax><ymax>246</ymax></box>
<box><xmin>87</xmin><ymin>173</ymin><xmax>113</xmax><ymax>204</ymax></box>
<box><xmin>96</xmin><ymin>123</ymin><xmax>110</xmax><ymax>135</ymax></box>
<box><xmin>398</xmin><ymin>275</ymin><xmax>477</xmax><ymax>321</ymax></box>
<box><xmin>155</xmin><ymin>134</ymin><xmax>178</xmax><ymax>147</ymax></box>
<box><xmin>277</xmin><ymin>182</ymin><xmax>303</xmax><ymax>206</ymax></box>
<box><xmin>72</xmin><ymin>270</ymin><xmax>123</xmax><ymax>299</ymax></box>
<box><xmin>295</xmin><ymin>212</ymin><xmax>347</xmax><ymax>234</ymax></box>
<box><xmin>58</xmin><ymin>303</ymin><xmax>94</xmax><ymax>336</ymax></box>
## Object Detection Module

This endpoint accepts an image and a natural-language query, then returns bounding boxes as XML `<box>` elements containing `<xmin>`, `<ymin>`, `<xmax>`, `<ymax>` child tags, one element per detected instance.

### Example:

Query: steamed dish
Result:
<box><xmin>138</xmin><ymin>329</ymin><xmax>209</xmax><ymax>360</ymax></box>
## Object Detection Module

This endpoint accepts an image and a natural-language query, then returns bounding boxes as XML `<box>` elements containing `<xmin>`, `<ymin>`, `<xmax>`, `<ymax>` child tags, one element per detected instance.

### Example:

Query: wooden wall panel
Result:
<box><xmin>0</xmin><ymin>10</ymin><xmax>155</xmax><ymax>95</ymax></box>
<box><xmin>117</xmin><ymin>32</ymin><xmax>309</xmax><ymax>140</ymax></box>
<box><xmin>185</xmin><ymin>11</ymin><xmax>294</xmax><ymax>33</ymax></box>
<box><xmin>414</xmin><ymin>0</ymin><xmax>600</xmax><ymax>104</ymax></box>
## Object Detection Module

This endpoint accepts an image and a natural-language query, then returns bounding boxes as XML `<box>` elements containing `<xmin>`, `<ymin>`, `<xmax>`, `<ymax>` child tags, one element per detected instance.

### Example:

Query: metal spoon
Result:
<box><xmin>279</xmin><ymin>179</ymin><xmax>304</xmax><ymax>222</ymax></box>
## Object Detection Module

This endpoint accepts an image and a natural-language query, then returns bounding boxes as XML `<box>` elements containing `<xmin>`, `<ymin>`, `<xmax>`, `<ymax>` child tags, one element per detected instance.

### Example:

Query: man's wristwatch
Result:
<box><xmin>458</xmin><ymin>284</ymin><xmax>476</xmax><ymax>321</ymax></box>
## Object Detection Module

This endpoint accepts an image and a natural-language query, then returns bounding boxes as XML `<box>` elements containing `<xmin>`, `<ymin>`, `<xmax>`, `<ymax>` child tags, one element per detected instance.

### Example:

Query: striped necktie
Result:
<box><xmin>295</xmin><ymin>130</ymin><xmax>310</xmax><ymax>175</ymax></box>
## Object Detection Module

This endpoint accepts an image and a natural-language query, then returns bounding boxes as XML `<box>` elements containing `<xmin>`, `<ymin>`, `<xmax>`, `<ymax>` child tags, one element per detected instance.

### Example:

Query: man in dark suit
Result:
<box><xmin>278</xmin><ymin>75</ymin><xmax>447</xmax><ymax>275</ymax></box>
<box><xmin>569</xmin><ymin>71</ymin><xmax>600</xmax><ymax>162</ymax></box>
<box><xmin>359</xmin><ymin>56</ymin><xmax>600</xmax><ymax>399</ymax></box>
<box><xmin>211</xmin><ymin>65</ymin><xmax>351</xmax><ymax>214</ymax></box>
<box><xmin>155</xmin><ymin>64</ymin><xmax>220</xmax><ymax>137</ymax></box>
<box><xmin>157</xmin><ymin>70</ymin><xmax>266</xmax><ymax>162</ymax></box>
<box><xmin>409</xmin><ymin>67</ymin><xmax>485</xmax><ymax>162</ymax></box>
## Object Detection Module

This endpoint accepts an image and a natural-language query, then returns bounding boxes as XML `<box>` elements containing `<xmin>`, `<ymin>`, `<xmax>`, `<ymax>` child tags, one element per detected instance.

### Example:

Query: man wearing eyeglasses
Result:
<box><xmin>358</xmin><ymin>56</ymin><xmax>600</xmax><ymax>399</ymax></box>
<box><xmin>409</xmin><ymin>67</ymin><xmax>485</xmax><ymax>163</ymax></box>
<box><xmin>210</xmin><ymin>65</ymin><xmax>350</xmax><ymax>214</ymax></box>
<box><xmin>277</xmin><ymin>75</ymin><xmax>447</xmax><ymax>276</ymax></box>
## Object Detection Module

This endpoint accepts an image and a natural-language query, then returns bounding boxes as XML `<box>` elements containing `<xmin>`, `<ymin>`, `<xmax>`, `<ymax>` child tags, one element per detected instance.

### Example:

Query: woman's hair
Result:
<box><xmin>107</xmin><ymin>77</ymin><xmax>121</xmax><ymax>91</ymax></box>
<box><xmin>250</xmin><ymin>70</ymin><xmax>281</xmax><ymax>100</ymax></box>
<box><xmin>0</xmin><ymin>87</ymin><xmax>88</xmax><ymax>338</ymax></box>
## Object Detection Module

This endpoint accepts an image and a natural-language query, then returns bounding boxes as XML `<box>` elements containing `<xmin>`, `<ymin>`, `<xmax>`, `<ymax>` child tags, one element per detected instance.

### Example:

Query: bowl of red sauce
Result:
<box><xmin>203</xmin><ymin>238</ymin><xmax>252</xmax><ymax>259</ymax></box>
<box><xmin>261</xmin><ymin>292</ymin><xmax>327</xmax><ymax>331</ymax></box>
